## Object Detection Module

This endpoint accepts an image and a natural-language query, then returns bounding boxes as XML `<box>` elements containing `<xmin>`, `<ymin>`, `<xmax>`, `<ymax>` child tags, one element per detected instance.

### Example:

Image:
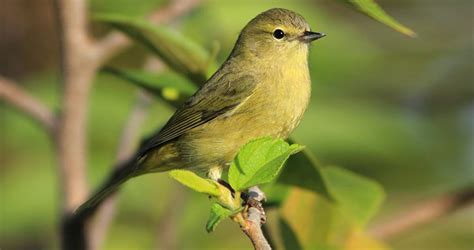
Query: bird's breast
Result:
<box><xmin>252</xmin><ymin>61</ymin><xmax>311</xmax><ymax>138</ymax></box>
<box><xmin>178</xmin><ymin>57</ymin><xmax>312</xmax><ymax>171</ymax></box>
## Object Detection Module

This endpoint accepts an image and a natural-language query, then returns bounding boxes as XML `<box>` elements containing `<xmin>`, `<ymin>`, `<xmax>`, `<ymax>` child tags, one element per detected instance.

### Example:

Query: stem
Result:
<box><xmin>88</xmin><ymin>91</ymin><xmax>153</xmax><ymax>250</ymax></box>
<box><xmin>0</xmin><ymin>76</ymin><xmax>57</xmax><ymax>133</ymax></box>
<box><xmin>371</xmin><ymin>186</ymin><xmax>474</xmax><ymax>240</ymax></box>
<box><xmin>227</xmin><ymin>190</ymin><xmax>271</xmax><ymax>250</ymax></box>
<box><xmin>155</xmin><ymin>184</ymin><xmax>188</xmax><ymax>250</ymax></box>
<box><xmin>92</xmin><ymin>0</ymin><xmax>201</xmax><ymax>65</ymax></box>
<box><xmin>241</xmin><ymin>207</ymin><xmax>271</xmax><ymax>250</ymax></box>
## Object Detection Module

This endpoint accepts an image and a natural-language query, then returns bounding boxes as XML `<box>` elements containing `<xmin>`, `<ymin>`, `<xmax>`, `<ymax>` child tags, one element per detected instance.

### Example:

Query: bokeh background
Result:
<box><xmin>1</xmin><ymin>0</ymin><xmax>473</xmax><ymax>249</ymax></box>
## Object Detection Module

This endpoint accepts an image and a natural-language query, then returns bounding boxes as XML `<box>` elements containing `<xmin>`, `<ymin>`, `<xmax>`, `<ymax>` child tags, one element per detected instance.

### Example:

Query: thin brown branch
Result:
<box><xmin>116</xmin><ymin>92</ymin><xmax>154</xmax><ymax>162</ymax></box>
<box><xmin>88</xmin><ymin>56</ymin><xmax>162</xmax><ymax>249</ymax></box>
<box><xmin>241</xmin><ymin>206</ymin><xmax>271</xmax><ymax>250</ymax></box>
<box><xmin>0</xmin><ymin>76</ymin><xmax>57</xmax><ymax>133</ymax></box>
<box><xmin>155</xmin><ymin>184</ymin><xmax>188</xmax><ymax>250</ymax></box>
<box><xmin>237</xmin><ymin>189</ymin><xmax>271</xmax><ymax>250</ymax></box>
<box><xmin>370</xmin><ymin>186</ymin><xmax>474</xmax><ymax>240</ymax></box>
<box><xmin>92</xmin><ymin>0</ymin><xmax>201</xmax><ymax>65</ymax></box>
<box><xmin>88</xmin><ymin>91</ymin><xmax>153</xmax><ymax>250</ymax></box>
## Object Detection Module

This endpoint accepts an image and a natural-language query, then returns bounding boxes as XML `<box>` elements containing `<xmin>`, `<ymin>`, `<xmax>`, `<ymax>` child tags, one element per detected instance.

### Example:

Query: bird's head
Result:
<box><xmin>232</xmin><ymin>8</ymin><xmax>325</xmax><ymax>62</ymax></box>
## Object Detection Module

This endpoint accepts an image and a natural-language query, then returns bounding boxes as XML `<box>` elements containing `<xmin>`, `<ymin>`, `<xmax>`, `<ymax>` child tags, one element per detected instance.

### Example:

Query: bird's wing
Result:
<box><xmin>138</xmin><ymin>73</ymin><xmax>256</xmax><ymax>156</ymax></box>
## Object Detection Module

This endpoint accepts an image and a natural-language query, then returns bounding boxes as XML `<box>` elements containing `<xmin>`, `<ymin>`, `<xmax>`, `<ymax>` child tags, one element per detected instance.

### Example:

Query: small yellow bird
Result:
<box><xmin>78</xmin><ymin>8</ymin><xmax>324</xmax><ymax>213</ymax></box>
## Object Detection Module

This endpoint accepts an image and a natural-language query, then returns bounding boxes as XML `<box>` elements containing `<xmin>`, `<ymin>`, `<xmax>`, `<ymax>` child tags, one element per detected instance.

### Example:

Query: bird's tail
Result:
<box><xmin>74</xmin><ymin>157</ymin><xmax>139</xmax><ymax>217</ymax></box>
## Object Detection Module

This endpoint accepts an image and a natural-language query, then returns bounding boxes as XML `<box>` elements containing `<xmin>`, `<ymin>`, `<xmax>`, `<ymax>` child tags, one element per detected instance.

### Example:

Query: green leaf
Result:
<box><xmin>101</xmin><ymin>67</ymin><xmax>197</xmax><ymax>107</ymax></box>
<box><xmin>228</xmin><ymin>137</ymin><xmax>304</xmax><ymax>191</ymax></box>
<box><xmin>206</xmin><ymin>203</ymin><xmax>235</xmax><ymax>232</ymax></box>
<box><xmin>169</xmin><ymin>170</ymin><xmax>220</xmax><ymax>196</ymax></box>
<box><xmin>344</xmin><ymin>0</ymin><xmax>416</xmax><ymax>37</ymax></box>
<box><xmin>281</xmin><ymin>188</ymin><xmax>351</xmax><ymax>250</ymax></box>
<box><xmin>279</xmin><ymin>217</ymin><xmax>303</xmax><ymax>250</ymax></box>
<box><xmin>94</xmin><ymin>14</ymin><xmax>217</xmax><ymax>84</ymax></box>
<box><xmin>278</xmin><ymin>146</ymin><xmax>331</xmax><ymax>199</ymax></box>
<box><xmin>321</xmin><ymin>166</ymin><xmax>385</xmax><ymax>227</ymax></box>
<box><xmin>279</xmin><ymin>139</ymin><xmax>384</xmax><ymax>226</ymax></box>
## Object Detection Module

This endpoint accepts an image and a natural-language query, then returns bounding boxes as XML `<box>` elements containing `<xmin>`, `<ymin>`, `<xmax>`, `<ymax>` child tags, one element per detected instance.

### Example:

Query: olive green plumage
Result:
<box><xmin>77</xmin><ymin>8</ymin><xmax>324</xmax><ymax>213</ymax></box>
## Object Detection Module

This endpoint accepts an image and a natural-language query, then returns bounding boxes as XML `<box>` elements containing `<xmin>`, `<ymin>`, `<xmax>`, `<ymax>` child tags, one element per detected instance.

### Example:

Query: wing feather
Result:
<box><xmin>138</xmin><ymin>73</ymin><xmax>256</xmax><ymax>156</ymax></box>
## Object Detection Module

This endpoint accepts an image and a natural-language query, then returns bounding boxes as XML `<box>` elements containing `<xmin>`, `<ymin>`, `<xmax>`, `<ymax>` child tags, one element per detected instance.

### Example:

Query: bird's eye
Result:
<box><xmin>273</xmin><ymin>29</ymin><xmax>285</xmax><ymax>39</ymax></box>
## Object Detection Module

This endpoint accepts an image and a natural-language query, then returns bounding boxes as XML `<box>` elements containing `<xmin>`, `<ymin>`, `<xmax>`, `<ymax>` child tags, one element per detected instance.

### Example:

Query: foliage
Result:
<box><xmin>101</xmin><ymin>67</ymin><xmax>196</xmax><ymax>107</ymax></box>
<box><xmin>228</xmin><ymin>137</ymin><xmax>304</xmax><ymax>191</ymax></box>
<box><xmin>93</xmin><ymin>3</ymin><xmax>405</xmax><ymax>247</ymax></box>
<box><xmin>169</xmin><ymin>136</ymin><xmax>385</xmax><ymax>249</ymax></box>
<box><xmin>94</xmin><ymin>13</ymin><xmax>217</xmax><ymax>84</ymax></box>
<box><xmin>342</xmin><ymin>0</ymin><xmax>416</xmax><ymax>37</ymax></box>
<box><xmin>170</xmin><ymin>138</ymin><xmax>305</xmax><ymax>232</ymax></box>
<box><xmin>206</xmin><ymin>203</ymin><xmax>243</xmax><ymax>233</ymax></box>
<box><xmin>169</xmin><ymin>170</ymin><xmax>220</xmax><ymax>196</ymax></box>
<box><xmin>6</xmin><ymin>0</ymin><xmax>473</xmax><ymax>249</ymax></box>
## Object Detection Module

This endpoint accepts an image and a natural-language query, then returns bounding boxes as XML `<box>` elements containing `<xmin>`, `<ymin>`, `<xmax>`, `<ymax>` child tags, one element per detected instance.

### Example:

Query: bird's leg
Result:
<box><xmin>207</xmin><ymin>166</ymin><xmax>223</xmax><ymax>181</ymax></box>
<box><xmin>207</xmin><ymin>165</ymin><xmax>235</xmax><ymax>197</ymax></box>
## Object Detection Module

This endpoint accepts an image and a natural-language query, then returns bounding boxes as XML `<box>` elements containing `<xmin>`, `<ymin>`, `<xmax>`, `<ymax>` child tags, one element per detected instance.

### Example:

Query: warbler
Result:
<box><xmin>78</xmin><ymin>8</ymin><xmax>324</xmax><ymax>213</ymax></box>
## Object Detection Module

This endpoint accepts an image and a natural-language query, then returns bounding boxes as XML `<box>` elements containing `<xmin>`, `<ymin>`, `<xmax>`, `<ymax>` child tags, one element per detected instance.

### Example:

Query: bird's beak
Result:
<box><xmin>299</xmin><ymin>31</ymin><xmax>326</xmax><ymax>43</ymax></box>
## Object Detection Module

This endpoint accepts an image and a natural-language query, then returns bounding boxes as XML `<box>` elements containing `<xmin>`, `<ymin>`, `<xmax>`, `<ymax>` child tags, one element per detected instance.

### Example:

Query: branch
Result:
<box><xmin>54</xmin><ymin>0</ymin><xmax>200</xmax><ymax>248</ymax></box>
<box><xmin>0</xmin><ymin>76</ymin><xmax>57</xmax><ymax>133</ymax></box>
<box><xmin>68</xmin><ymin>0</ymin><xmax>201</xmax><ymax>218</ymax></box>
<box><xmin>240</xmin><ymin>206</ymin><xmax>271</xmax><ymax>250</ymax></box>
<box><xmin>155</xmin><ymin>184</ymin><xmax>188</xmax><ymax>250</ymax></box>
<box><xmin>54</xmin><ymin>0</ymin><xmax>95</xmax><ymax>215</ymax></box>
<box><xmin>53</xmin><ymin>0</ymin><xmax>96</xmax><ymax>249</ymax></box>
<box><xmin>92</xmin><ymin>0</ymin><xmax>201</xmax><ymax>65</ymax></box>
<box><xmin>236</xmin><ymin>189</ymin><xmax>271</xmax><ymax>250</ymax></box>
<box><xmin>370</xmin><ymin>186</ymin><xmax>474</xmax><ymax>240</ymax></box>
<box><xmin>88</xmin><ymin>56</ymin><xmax>165</xmax><ymax>249</ymax></box>
<box><xmin>88</xmin><ymin>91</ymin><xmax>153</xmax><ymax>250</ymax></box>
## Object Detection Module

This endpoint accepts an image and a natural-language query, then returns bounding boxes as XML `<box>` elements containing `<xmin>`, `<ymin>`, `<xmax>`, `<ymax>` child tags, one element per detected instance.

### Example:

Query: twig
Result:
<box><xmin>235</xmin><ymin>189</ymin><xmax>271</xmax><ymax>250</ymax></box>
<box><xmin>240</xmin><ymin>206</ymin><xmax>271</xmax><ymax>250</ymax></box>
<box><xmin>88</xmin><ymin>91</ymin><xmax>153</xmax><ymax>250</ymax></box>
<box><xmin>116</xmin><ymin>92</ymin><xmax>154</xmax><ymax>162</ymax></box>
<box><xmin>88</xmin><ymin>56</ymin><xmax>161</xmax><ymax>249</ymax></box>
<box><xmin>92</xmin><ymin>0</ymin><xmax>201</xmax><ymax>65</ymax></box>
<box><xmin>0</xmin><ymin>76</ymin><xmax>57</xmax><ymax>133</ymax></box>
<box><xmin>155</xmin><ymin>184</ymin><xmax>188</xmax><ymax>250</ymax></box>
<box><xmin>370</xmin><ymin>186</ymin><xmax>474</xmax><ymax>240</ymax></box>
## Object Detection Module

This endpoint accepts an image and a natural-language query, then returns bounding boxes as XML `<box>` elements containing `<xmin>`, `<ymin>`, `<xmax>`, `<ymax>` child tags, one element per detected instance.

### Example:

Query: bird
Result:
<box><xmin>77</xmin><ymin>8</ymin><xmax>325</xmax><ymax>214</ymax></box>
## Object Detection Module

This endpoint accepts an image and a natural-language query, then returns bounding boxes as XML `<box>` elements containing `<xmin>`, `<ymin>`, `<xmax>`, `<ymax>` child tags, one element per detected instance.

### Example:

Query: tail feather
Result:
<box><xmin>74</xmin><ymin>158</ymin><xmax>138</xmax><ymax>217</ymax></box>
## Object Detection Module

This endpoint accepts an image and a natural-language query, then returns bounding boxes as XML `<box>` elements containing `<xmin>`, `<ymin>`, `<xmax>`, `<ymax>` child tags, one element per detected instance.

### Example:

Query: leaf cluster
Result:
<box><xmin>92</xmin><ymin>2</ymin><xmax>414</xmax><ymax>247</ymax></box>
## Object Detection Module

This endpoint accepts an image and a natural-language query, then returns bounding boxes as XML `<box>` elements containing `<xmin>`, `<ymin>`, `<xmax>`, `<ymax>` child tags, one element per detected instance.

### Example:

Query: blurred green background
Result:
<box><xmin>1</xmin><ymin>0</ymin><xmax>473</xmax><ymax>249</ymax></box>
